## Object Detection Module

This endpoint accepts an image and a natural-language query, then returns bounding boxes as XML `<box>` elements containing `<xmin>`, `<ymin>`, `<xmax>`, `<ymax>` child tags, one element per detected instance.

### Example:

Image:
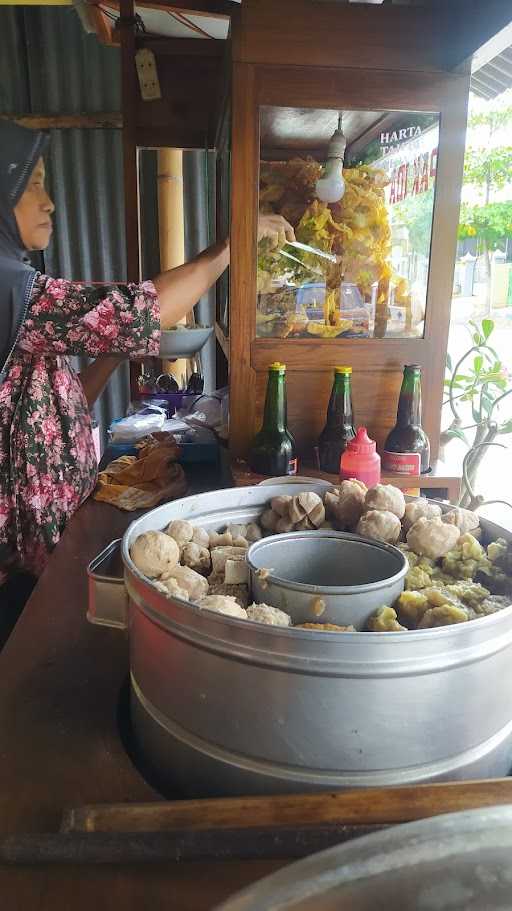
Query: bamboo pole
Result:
<box><xmin>157</xmin><ymin>148</ymin><xmax>189</xmax><ymax>385</ymax></box>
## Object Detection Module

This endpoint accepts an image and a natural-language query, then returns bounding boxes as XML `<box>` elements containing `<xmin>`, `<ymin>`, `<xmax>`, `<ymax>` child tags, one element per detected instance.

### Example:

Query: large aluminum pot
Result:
<box><xmin>247</xmin><ymin>531</ymin><xmax>408</xmax><ymax>628</ymax></box>
<box><xmin>89</xmin><ymin>483</ymin><xmax>512</xmax><ymax>797</ymax></box>
<box><xmin>215</xmin><ymin>806</ymin><xmax>512</xmax><ymax>910</ymax></box>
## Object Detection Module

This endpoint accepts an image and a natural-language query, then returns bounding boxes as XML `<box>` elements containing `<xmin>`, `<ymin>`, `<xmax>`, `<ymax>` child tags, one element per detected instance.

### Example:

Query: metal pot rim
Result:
<box><xmin>247</xmin><ymin>529</ymin><xmax>408</xmax><ymax>595</ymax></box>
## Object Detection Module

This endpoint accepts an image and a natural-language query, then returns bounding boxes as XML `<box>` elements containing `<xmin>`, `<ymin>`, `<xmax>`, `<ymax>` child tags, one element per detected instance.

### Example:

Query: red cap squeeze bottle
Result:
<box><xmin>340</xmin><ymin>427</ymin><xmax>381</xmax><ymax>487</ymax></box>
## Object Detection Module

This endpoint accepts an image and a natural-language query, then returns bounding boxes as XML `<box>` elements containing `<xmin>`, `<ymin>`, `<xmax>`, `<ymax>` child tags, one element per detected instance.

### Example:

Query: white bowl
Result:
<box><xmin>159</xmin><ymin>327</ymin><xmax>213</xmax><ymax>359</ymax></box>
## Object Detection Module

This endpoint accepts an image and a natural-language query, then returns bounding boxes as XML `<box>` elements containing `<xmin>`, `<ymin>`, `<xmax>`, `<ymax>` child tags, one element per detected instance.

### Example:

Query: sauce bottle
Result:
<box><xmin>318</xmin><ymin>366</ymin><xmax>355</xmax><ymax>474</ymax></box>
<box><xmin>248</xmin><ymin>363</ymin><xmax>297</xmax><ymax>477</ymax></box>
<box><xmin>382</xmin><ymin>365</ymin><xmax>430</xmax><ymax>474</ymax></box>
<box><xmin>340</xmin><ymin>427</ymin><xmax>381</xmax><ymax>487</ymax></box>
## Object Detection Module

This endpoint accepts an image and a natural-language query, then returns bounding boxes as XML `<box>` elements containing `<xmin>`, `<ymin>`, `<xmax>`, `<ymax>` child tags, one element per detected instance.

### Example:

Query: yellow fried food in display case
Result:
<box><xmin>256</xmin><ymin>109</ymin><xmax>438</xmax><ymax>340</ymax></box>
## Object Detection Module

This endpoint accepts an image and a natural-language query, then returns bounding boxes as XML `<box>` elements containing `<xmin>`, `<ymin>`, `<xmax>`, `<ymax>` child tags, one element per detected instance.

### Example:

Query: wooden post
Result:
<box><xmin>119</xmin><ymin>0</ymin><xmax>141</xmax><ymax>402</ymax></box>
<box><xmin>157</xmin><ymin>149</ymin><xmax>190</xmax><ymax>386</ymax></box>
<box><xmin>158</xmin><ymin>149</ymin><xmax>185</xmax><ymax>272</ymax></box>
<box><xmin>120</xmin><ymin>0</ymin><xmax>139</xmax><ymax>282</ymax></box>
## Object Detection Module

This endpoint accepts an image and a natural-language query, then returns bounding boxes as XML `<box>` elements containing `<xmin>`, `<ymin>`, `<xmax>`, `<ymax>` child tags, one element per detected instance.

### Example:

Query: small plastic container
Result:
<box><xmin>340</xmin><ymin>426</ymin><xmax>381</xmax><ymax>487</ymax></box>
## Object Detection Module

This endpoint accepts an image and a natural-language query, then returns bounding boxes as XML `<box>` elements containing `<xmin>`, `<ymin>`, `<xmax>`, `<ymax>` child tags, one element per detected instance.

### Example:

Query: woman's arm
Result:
<box><xmin>79</xmin><ymin>355</ymin><xmax>126</xmax><ymax>409</ymax></box>
<box><xmin>153</xmin><ymin>239</ymin><xmax>229</xmax><ymax>330</ymax></box>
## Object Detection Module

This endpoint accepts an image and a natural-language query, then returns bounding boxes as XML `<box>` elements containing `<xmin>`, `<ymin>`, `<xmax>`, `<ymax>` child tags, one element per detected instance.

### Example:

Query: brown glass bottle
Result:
<box><xmin>248</xmin><ymin>363</ymin><xmax>297</xmax><ymax>477</ymax></box>
<box><xmin>382</xmin><ymin>364</ymin><xmax>430</xmax><ymax>474</ymax></box>
<box><xmin>318</xmin><ymin>366</ymin><xmax>355</xmax><ymax>474</ymax></box>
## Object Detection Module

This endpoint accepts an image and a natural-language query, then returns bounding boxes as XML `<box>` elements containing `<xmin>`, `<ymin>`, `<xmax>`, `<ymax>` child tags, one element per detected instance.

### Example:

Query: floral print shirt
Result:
<box><xmin>0</xmin><ymin>275</ymin><xmax>160</xmax><ymax>581</ymax></box>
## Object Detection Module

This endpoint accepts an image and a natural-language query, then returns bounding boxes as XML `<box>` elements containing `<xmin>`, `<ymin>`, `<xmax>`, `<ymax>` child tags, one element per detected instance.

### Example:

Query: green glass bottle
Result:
<box><xmin>318</xmin><ymin>366</ymin><xmax>356</xmax><ymax>474</ymax></box>
<box><xmin>248</xmin><ymin>362</ymin><xmax>297</xmax><ymax>477</ymax></box>
<box><xmin>383</xmin><ymin>364</ymin><xmax>431</xmax><ymax>474</ymax></box>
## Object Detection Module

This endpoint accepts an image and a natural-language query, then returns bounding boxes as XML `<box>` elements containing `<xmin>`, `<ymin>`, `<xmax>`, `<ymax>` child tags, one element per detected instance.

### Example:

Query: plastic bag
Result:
<box><xmin>177</xmin><ymin>387</ymin><xmax>229</xmax><ymax>434</ymax></box>
<box><xmin>109</xmin><ymin>405</ymin><xmax>166</xmax><ymax>443</ymax></box>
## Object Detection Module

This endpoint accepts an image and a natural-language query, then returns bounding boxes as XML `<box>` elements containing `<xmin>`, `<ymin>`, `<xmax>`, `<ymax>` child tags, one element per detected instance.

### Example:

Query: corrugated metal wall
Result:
<box><xmin>0</xmin><ymin>7</ymin><xmax>217</xmax><ymax>446</ymax></box>
<box><xmin>0</xmin><ymin>6</ymin><xmax>128</xmax><ymax>446</ymax></box>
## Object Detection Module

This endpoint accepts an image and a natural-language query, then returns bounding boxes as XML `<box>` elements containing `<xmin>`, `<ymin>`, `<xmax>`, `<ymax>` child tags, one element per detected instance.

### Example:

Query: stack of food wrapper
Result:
<box><xmin>94</xmin><ymin>433</ymin><xmax>187</xmax><ymax>511</ymax></box>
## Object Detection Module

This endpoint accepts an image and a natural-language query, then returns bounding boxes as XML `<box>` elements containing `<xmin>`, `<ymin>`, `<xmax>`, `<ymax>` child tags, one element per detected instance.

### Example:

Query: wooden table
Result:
<box><xmin>0</xmin><ymin>462</ymin><xmax>284</xmax><ymax>910</ymax></box>
<box><xmin>231</xmin><ymin>458</ymin><xmax>462</xmax><ymax>503</ymax></box>
<box><xmin>1</xmin><ymin>458</ymin><xmax>508</xmax><ymax>908</ymax></box>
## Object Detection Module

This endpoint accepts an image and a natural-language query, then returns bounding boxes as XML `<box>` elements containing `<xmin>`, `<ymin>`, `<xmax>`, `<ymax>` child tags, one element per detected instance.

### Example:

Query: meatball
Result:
<box><xmin>245</xmin><ymin>523</ymin><xmax>263</xmax><ymax>543</ymax></box>
<box><xmin>324</xmin><ymin>480</ymin><xmax>366</xmax><ymax>530</ymax></box>
<box><xmin>288</xmin><ymin>492</ymin><xmax>325</xmax><ymax>529</ymax></box>
<box><xmin>130</xmin><ymin>531</ymin><xmax>180</xmax><ymax>579</ymax></box>
<box><xmin>270</xmin><ymin>495</ymin><xmax>292</xmax><ymax>517</ymax></box>
<box><xmin>197</xmin><ymin>595</ymin><xmax>248</xmax><ymax>619</ymax></box>
<box><xmin>402</xmin><ymin>499</ymin><xmax>442</xmax><ymax>533</ymax></box>
<box><xmin>165</xmin><ymin>519</ymin><xmax>194</xmax><ymax>548</ymax></box>
<box><xmin>356</xmin><ymin>509</ymin><xmax>401</xmax><ymax>544</ymax></box>
<box><xmin>160</xmin><ymin>565</ymin><xmax>209</xmax><ymax>602</ymax></box>
<box><xmin>406</xmin><ymin>517</ymin><xmax>460</xmax><ymax>560</ymax></box>
<box><xmin>152</xmin><ymin>577</ymin><xmax>189</xmax><ymax>601</ymax></box>
<box><xmin>260</xmin><ymin>509</ymin><xmax>279</xmax><ymax>532</ymax></box>
<box><xmin>246</xmin><ymin>603</ymin><xmax>292</xmax><ymax>627</ymax></box>
<box><xmin>191</xmin><ymin>526</ymin><xmax>210</xmax><ymax>549</ymax></box>
<box><xmin>364</xmin><ymin>484</ymin><xmax>406</xmax><ymax>519</ymax></box>
<box><xmin>442</xmin><ymin>506</ymin><xmax>480</xmax><ymax>536</ymax></box>
<box><xmin>181</xmin><ymin>542</ymin><xmax>212</xmax><ymax>576</ymax></box>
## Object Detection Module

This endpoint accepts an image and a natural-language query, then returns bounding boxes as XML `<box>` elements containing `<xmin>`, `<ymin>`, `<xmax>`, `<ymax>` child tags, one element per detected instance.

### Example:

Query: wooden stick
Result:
<box><xmin>62</xmin><ymin>779</ymin><xmax>512</xmax><ymax>834</ymax></box>
<box><xmin>0</xmin><ymin>113</ymin><xmax>122</xmax><ymax>130</ymax></box>
<box><xmin>0</xmin><ymin>825</ymin><xmax>380</xmax><ymax>865</ymax></box>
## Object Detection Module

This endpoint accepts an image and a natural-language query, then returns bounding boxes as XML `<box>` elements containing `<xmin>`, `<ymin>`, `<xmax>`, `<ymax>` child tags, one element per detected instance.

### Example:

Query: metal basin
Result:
<box><xmin>215</xmin><ymin>806</ymin><xmax>512</xmax><ymax>910</ymax></box>
<box><xmin>247</xmin><ymin>531</ymin><xmax>407</xmax><ymax>628</ymax></box>
<box><xmin>88</xmin><ymin>483</ymin><xmax>512</xmax><ymax>797</ymax></box>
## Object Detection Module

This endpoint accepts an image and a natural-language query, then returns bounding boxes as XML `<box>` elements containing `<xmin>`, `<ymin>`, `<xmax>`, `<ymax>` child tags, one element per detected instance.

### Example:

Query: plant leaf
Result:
<box><xmin>446</xmin><ymin>353</ymin><xmax>452</xmax><ymax>372</ymax></box>
<box><xmin>444</xmin><ymin>427</ymin><xmax>468</xmax><ymax>444</ymax></box>
<box><xmin>482</xmin><ymin>318</ymin><xmax>494</xmax><ymax>340</ymax></box>
<box><xmin>473</xmin><ymin>355</ymin><xmax>484</xmax><ymax>373</ymax></box>
<box><xmin>498</xmin><ymin>418</ymin><xmax>512</xmax><ymax>435</ymax></box>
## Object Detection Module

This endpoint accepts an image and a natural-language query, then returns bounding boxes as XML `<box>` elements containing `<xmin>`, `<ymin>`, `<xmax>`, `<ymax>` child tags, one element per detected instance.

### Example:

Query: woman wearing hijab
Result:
<box><xmin>0</xmin><ymin>121</ymin><xmax>294</xmax><ymax>620</ymax></box>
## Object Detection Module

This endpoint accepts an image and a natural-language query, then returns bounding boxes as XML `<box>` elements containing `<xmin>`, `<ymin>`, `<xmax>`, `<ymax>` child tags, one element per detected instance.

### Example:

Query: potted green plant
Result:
<box><xmin>441</xmin><ymin>319</ymin><xmax>512</xmax><ymax>510</ymax></box>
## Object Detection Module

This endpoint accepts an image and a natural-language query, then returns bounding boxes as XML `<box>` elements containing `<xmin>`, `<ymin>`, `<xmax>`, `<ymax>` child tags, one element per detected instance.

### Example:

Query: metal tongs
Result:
<box><xmin>278</xmin><ymin>240</ymin><xmax>337</xmax><ymax>277</ymax></box>
<box><xmin>287</xmin><ymin>240</ymin><xmax>337</xmax><ymax>263</ymax></box>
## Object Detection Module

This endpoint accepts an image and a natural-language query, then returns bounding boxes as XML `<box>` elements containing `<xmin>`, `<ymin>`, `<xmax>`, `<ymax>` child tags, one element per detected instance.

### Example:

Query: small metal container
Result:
<box><xmin>87</xmin><ymin>539</ymin><xmax>127</xmax><ymax>630</ymax></box>
<box><xmin>247</xmin><ymin>531</ymin><xmax>408</xmax><ymax>629</ymax></box>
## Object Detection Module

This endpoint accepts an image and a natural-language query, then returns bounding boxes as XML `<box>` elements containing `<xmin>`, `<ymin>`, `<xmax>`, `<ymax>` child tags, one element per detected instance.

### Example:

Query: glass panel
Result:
<box><xmin>257</xmin><ymin>107</ymin><xmax>440</xmax><ymax>339</ymax></box>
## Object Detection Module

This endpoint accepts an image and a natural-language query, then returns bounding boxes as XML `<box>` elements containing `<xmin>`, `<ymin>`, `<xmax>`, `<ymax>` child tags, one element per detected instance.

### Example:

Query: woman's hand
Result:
<box><xmin>153</xmin><ymin>217</ymin><xmax>295</xmax><ymax>331</ymax></box>
<box><xmin>257</xmin><ymin>213</ymin><xmax>295</xmax><ymax>248</ymax></box>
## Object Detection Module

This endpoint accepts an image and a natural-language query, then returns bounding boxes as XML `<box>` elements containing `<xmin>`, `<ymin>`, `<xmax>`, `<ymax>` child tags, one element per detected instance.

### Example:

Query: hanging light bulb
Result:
<box><xmin>315</xmin><ymin>114</ymin><xmax>346</xmax><ymax>204</ymax></box>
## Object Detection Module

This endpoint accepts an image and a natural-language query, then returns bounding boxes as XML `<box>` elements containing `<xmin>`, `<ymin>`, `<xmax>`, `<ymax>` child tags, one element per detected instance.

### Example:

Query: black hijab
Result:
<box><xmin>0</xmin><ymin>121</ymin><xmax>49</xmax><ymax>379</ymax></box>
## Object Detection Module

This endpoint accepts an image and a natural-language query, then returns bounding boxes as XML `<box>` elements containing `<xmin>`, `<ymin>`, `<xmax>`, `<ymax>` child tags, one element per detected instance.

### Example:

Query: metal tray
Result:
<box><xmin>215</xmin><ymin>806</ymin><xmax>512</xmax><ymax>910</ymax></box>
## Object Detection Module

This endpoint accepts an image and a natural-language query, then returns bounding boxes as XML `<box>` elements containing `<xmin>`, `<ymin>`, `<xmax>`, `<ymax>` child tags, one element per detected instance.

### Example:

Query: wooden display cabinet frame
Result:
<box><xmin>227</xmin><ymin>1</ymin><xmax>471</xmax><ymax>466</ymax></box>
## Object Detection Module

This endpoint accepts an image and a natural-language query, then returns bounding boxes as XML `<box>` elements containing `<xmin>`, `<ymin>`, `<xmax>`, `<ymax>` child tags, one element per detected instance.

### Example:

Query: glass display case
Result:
<box><xmin>224</xmin><ymin>0</ymin><xmax>471</xmax><ymax>462</ymax></box>
<box><xmin>257</xmin><ymin>108</ymin><xmax>440</xmax><ymax>340</ymax></box>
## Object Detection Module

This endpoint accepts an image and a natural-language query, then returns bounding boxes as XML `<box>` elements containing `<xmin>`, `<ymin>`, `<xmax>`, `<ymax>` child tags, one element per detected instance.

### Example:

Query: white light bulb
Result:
<box><xmin>315</xmin><ymin>159</ymin><xmax>346</xmax><ymax>203</ymax></box>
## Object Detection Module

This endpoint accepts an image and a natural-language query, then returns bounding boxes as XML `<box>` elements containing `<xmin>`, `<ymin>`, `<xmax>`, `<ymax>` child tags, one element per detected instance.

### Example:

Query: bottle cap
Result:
<box><xmin>269</xmin><ymin>362</ymin><xmax>286</xmax><ymax>372</ymax></box>
<box><xmin>404</xmin><ymin>364</ymin><xmax>421</xmax><ymax>371</ymax></box>
<box><xmin>335</xmin><ymin>366</ymin><xmax>352</xmax><ymax>375</ymax></box>
<box><xmin>347</xmin><ymin>426</ymin><xmax>376</xmax><ymax>454</ymax></box>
